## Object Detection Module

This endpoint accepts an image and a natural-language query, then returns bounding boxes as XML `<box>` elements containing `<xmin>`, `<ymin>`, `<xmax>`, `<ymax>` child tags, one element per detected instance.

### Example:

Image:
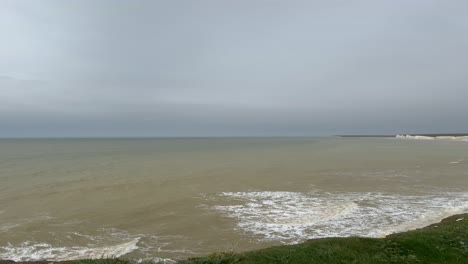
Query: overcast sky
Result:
<box><xmin>1</xmin><ymin>0</ymin><xmax>467</xmax><ymax>137</ymax></box>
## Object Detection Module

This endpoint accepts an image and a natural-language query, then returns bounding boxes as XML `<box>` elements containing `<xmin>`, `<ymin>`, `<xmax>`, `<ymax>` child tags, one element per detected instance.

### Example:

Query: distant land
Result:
<box><xmin>338</xmin><ymin>133</ymin><xmax>468</xmax><ymax>137</ymax></box>
<box><xmin>337</xmin><ymin>135</ymin><xmax>396</xmax><ymax>137</ymax></box>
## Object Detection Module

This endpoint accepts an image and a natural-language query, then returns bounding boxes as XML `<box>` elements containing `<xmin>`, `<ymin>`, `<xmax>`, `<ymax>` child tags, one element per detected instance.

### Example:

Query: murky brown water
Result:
<box><xmin>0</xmin><ymin>137</ymin><xmax>467</xmax><ymax>262</ymax></box>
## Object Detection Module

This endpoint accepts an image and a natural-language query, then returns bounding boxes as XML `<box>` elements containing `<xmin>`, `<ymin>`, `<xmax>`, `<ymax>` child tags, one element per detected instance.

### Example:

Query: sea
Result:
<box><xmin>0</xmin><ymin>137</ymin><xmax>467</xmax><ymax>262</ymax></box>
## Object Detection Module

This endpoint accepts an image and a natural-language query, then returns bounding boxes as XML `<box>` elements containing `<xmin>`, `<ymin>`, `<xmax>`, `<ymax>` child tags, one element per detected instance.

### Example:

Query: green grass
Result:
<box><xmin>72</xmin><ymin>214</ymin><xmax>468</xmax><ymax>264</ymax></box>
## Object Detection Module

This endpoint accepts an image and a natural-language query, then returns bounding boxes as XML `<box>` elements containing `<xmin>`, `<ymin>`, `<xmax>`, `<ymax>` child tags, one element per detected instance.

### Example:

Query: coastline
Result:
<box><xmin>2</xmin><ymin>213</ymin><xmax>467</xmax><ymax>264</ymax></box>
<box><xmin>396</xmin><ymin>134</ymin><xmax>468</xmax><ymax>141</ymax></box>
<box><xmin>338</xmin><ymin>134</ymin><xmax>468</xmax><ymax>141</ymax></box>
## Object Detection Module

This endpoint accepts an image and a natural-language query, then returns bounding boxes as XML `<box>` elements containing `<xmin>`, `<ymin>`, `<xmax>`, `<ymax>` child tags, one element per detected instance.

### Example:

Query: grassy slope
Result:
<box><xmin>76</xmin><ymin>214</ymin><xmax>467</xmax><ymax>264</ymax></box>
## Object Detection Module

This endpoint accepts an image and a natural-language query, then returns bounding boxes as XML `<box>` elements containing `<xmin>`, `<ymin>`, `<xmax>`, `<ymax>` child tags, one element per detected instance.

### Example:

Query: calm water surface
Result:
<box><xmin>0</xmin><ymin>137</ymin><xmax>467</xmax><ymax>262</ymax></box>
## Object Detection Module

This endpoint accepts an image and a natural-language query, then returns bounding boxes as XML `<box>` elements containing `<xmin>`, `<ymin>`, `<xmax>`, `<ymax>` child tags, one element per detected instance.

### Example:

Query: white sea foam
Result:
<box><xmin>136</xmin><ymin>257</ymin><xmax>176</xmax><ymax>263</ymax></box>
<box><xmin>212</xmin><ymin>191</ymin><xmax>468</xmax><ymax>243</ymax></box>
<box><xmin>0</xmin><ymin>238</ymin><xmax>140</xmax><ymax>262</ymax></box>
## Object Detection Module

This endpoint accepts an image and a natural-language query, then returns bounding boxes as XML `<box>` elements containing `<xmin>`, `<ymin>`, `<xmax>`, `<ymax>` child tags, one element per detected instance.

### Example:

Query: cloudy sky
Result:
<box><xmin>1</xmin><ymin>0</ymin><xmax>467</xmax><ymax>137</ymax></box>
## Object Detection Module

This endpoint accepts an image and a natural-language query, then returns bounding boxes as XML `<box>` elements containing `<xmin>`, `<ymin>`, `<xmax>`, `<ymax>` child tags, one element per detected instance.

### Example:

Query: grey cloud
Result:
<box><xmin>1</xmin><ymin>0</ymin><xmax>468</xmax><ymax>137</ymax></box>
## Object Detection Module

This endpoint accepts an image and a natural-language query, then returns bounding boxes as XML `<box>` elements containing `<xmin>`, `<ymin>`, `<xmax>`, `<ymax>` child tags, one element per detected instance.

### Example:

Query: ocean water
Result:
<box><xmin>0</xmin><ymin>137</ymin><xmax>467</xmax><ymax>262</ymax></box>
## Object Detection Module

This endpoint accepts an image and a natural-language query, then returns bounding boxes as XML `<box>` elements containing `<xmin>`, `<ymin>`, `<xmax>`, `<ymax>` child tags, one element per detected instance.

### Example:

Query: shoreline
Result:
<box><xmin>337</xmin><ymin>134</ymin><xmax>468</xmax><ymax>141</ymax></box>
<box><xmin>396</xmin><ymin>134</ymin><xmax>468</xmax><ymax>141</ymax></box>
<box><xmin>338</xmin><ymin>133</ymin><xmax>468</xmax><ymax>137</ymax></box>
<box><xmin>1</xmin><ymin>213</ymin><xmax>467</xmax><ymax>264</ymax></box>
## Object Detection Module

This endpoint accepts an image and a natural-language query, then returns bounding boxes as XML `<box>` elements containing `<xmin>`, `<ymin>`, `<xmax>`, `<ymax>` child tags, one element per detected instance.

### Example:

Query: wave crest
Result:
<box><xmin>212</xmin><ymin>191</ymin><xmax>468</xmax><ymax>242</ymax></box>
<box><xmin>0</xmin><ymin>238</ymin><xmax>140</xmax><ymax>262</ymax></box>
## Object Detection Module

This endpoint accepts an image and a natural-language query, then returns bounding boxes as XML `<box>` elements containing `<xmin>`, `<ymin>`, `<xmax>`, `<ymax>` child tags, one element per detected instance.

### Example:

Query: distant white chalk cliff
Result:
<box><xmin>396</xmin><ymin>135</ymin><xmax>468</xmax><ymax>141</ymax></box>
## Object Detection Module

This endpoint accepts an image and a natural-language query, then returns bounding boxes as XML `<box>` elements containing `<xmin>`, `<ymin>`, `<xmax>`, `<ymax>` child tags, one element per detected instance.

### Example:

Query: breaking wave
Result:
<box><xmin>0</xmin><ymin>239</ymin><xmax>140</xmax><ymax>262</ymax></box>
<box><xmin>212</xmin><ymin>191</ymin><xmax>468</xmax><ymax>243</ymax></box>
